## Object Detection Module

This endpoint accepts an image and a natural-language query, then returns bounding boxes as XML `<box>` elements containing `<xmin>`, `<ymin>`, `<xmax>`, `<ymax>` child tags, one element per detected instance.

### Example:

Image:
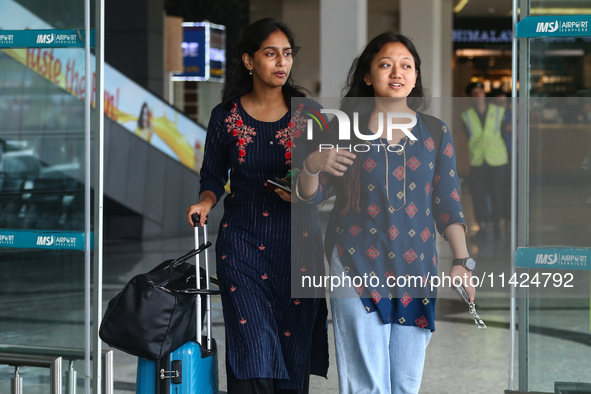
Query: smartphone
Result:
<box><xmin>266</xmin><ymin>177</ymin><xmax>291</xmax><ymax>193</ymax></box>
<box><xmin>453</xmin><ymin>284</ymin><xmax>470</xmax><ymax>305</ymax></box>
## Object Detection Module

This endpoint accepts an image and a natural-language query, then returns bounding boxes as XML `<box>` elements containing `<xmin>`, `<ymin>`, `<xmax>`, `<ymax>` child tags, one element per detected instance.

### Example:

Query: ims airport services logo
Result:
<box><xmin>536</xmin><ymin>20</ymin><xmax>589</xmax><ymax>34</ymax></box>
<box><xmin>0</xmin><ymin>34</ymin><xmax>14</xmax><ymax>44</ymax></box>
<box><xmin>36</xmin><ymin>33</ymin><xmax>79</xmax><ymax>45</ymax></box>
<box><xmin>535</xmin><ymin>252</ymin><xmax>588</xmax><ymax>267</ymax></box>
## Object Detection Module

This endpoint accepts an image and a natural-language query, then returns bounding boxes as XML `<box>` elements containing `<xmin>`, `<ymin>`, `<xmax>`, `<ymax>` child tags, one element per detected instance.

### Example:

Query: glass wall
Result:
<box><xmin>519</xmin><ymin>4</ymin><xmax>591</xmax><ymax>391</ymax></box>
<box><xmin>0</xmin><ymin>0</ymin><xmax>100</xmax><ymax>392</ymax></box>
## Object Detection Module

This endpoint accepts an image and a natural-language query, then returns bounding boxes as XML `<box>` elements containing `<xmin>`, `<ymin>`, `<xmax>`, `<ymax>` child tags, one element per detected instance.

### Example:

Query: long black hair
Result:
<box><xmin>334</xmin><ymin>32</ymin><xmax>429</xmax><ymax>215</ymax></box>
<box><xmin>137</xmin><ymin>102</ymin><xmax>150</xmax><ymax>129</ymax></box>
<box><xmin>221</xmin><ymin>18</ymin><xmax>306</xmax><ymax>110</ymax></box>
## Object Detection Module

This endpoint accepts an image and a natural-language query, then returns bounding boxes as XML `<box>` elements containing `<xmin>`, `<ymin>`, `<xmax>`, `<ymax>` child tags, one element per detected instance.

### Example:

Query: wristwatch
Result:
<box><xmin>452</xmin><ymin>257</ymin><xmax>476</xmax><ymax>272</ymax></box>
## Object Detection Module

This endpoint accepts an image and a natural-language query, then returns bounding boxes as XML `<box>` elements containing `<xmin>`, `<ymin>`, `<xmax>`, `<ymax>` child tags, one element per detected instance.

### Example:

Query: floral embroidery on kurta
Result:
<box><xmin>276</xmin><ymin>103</ymin><xmax>306</xmax><ymax>165</ymax></box>
<box><xmin>275</xmin><ymin>125</ymin><xmax>292</xmax><ymax>165</ymax></box>
<box><xmin>225</xmin><ymin>103</ymin><xmax>257</xmax><ymax>164</ymax></box>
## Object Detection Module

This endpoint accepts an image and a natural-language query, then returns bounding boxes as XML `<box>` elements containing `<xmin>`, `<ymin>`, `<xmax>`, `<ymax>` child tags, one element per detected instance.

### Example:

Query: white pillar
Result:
<box><xmin>320</xmin><ymin>0</ymin><xmax>367</xmax><ymax>98</ymax></box>
<box><xmin>250</xmin><ymin>0</ymin><xmax>283</xmax><ymax>23</ymax></box>
<box><xmin>283</xmin><ymin>0</ymin><xmax>321</xmax><ymax>95</ymax></box>
<box><xmin>401</xmin><ymin>0</ymin><xmax>453</xmax><ymax>123</ymax></box>
<box><xmin>198</xmin><ymin>82</ymin><xmax>223</xmax><ymax>127</ymax></box>
<box><xmin>440</xmin><ymin>0</ymin><xmax>453</xmax><ymax>98</ymax></box>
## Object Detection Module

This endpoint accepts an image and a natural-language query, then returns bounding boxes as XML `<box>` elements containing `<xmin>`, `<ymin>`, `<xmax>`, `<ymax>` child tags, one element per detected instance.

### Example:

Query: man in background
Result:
<box><xmin>462</xmin><ymin>82</ymin><xmax>509</xmax><ymax>238</ymax></box>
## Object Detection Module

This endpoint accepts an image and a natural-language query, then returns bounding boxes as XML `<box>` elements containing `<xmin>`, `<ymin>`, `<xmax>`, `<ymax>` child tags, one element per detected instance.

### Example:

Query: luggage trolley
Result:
<box><xmin>137</xmin><ymin>214</ymin><xmax>222</xmax><ymax>394</ymax></box>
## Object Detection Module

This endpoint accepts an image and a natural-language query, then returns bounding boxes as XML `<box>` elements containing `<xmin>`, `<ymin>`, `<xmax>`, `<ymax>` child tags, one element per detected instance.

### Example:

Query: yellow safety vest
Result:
<box><xmin>461</xmin><ymin>104</ymin><xmax>508</xmax><ymax>167</ymax></box>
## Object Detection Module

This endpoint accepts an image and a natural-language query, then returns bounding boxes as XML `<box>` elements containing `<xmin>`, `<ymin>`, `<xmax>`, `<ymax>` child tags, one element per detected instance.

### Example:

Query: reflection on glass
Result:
<box><xmin>0</xmin><ymin>51</ymin><xmax>85</xmax><ymax>232</ymax></box>
<box><xmin>530</xmin><ymin>37</ymin><xmax>591</xmax><ymax>97</ymax></box>
<box><xmin>10</xmin><ymin>0</ymin><xmax>85</xmax><ymax>29</ymax></box>
<box><xmin>527</xmin><ymin>35</ymin><xmax>591</xmax><ymax>391</ymax></box>
<box><xmin>0</xmin><ymin>47</ymin><xmax>86</xmax><ymax>373</ymax></box>
<box><xmin>527</xmin><ymin>104</ymin><xmax>591</xmax><ymax>248</ymax></box>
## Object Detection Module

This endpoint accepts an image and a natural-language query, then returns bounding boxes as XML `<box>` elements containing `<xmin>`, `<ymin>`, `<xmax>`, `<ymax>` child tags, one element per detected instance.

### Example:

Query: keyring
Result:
<box><xmin>469</xmin><ymin>302</ymin><xmax>487</xmax><ymax>330</ymax></box>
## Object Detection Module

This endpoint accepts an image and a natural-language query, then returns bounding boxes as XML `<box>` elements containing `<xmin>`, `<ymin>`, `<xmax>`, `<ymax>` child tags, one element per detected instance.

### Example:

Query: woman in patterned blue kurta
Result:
<box><xmin>186</xmin><ymin>19</ymin><xmax>328</xmax><ymax>394</ymax></box>
<box><xmin>297</xmin><ymin>33</ymin><xmax>475</xmax><ymax>394</ymax></box>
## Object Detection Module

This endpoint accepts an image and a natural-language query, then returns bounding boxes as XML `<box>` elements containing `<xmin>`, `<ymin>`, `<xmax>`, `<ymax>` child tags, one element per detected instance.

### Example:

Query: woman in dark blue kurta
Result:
<box><xmin>186</xmin><ymin>19</ymin><xmax>328</xmax><ymax>394</ymax></box>
<box><xmin>297</xmin><ymin>33</ymin><xmax>474</xmax><ymax>394</ymax></box>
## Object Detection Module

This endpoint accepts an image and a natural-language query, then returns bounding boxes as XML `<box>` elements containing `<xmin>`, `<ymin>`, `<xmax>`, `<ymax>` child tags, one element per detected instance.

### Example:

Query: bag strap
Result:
<box><xmin>174</xmin><ymin>277</ymin><xmax>225</xmax><ymax>295</ymax></box>
<box><xmin>169</xmin><ymin>242</ymin><xmax>212</xmax><ymax>268</ymax></box>
<box><xmin>324</xmin><ymin>205</ymin><xmax>339</xmax><ymax>262</ymax></box>
<box><xmin>418</xmin><ymin>112</ymin><xmax>443</xmax><ymax>161</ymax></box>
<box><xmin>420</xmin><ymin>112</ymin><xmax>443</xmax><ymax>162</ymax></box>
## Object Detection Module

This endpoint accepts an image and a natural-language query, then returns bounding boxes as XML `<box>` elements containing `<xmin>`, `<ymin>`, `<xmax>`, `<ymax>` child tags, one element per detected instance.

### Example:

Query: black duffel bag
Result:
<box><xmin>99</xmin><ymin>242</ymin><xmax>223</xmax><ymax>360</ymax></box>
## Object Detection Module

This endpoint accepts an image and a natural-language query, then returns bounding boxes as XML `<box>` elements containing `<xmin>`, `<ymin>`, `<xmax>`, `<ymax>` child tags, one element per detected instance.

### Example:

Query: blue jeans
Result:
<box><xmin>330</xmin><ymin>249</ymin><xmax>432</xmax><ymax>394</ymax></box>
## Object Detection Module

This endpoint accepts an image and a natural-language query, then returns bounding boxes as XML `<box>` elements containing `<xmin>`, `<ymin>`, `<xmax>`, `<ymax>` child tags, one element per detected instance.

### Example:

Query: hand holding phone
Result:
<box><xmin>266</xmin><ymin>177</ymin><xmax>291</xmax><ymax>193</ymax></box>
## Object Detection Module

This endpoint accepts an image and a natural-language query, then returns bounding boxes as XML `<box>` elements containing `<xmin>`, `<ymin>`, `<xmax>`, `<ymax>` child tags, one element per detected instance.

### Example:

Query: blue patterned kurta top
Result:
<box><xmin>309</xmin><ymin>114</ymin><xmax>465</xmax><ymax>331</ymax></box>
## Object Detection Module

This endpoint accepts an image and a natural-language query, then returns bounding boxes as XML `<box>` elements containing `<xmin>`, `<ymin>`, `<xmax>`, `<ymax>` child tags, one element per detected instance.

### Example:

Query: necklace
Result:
<box><xmin>382</xmin><ymin>137</ymin><xmax>408</xmax><ymax>211</ymax></box>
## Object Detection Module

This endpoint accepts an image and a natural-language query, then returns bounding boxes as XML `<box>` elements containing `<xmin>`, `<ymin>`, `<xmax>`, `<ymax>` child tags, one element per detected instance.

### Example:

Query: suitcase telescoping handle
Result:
<box><xmin>191</xmin><ymin>213</ymin><xmax>212</xmax><ymax>351</ymax></box>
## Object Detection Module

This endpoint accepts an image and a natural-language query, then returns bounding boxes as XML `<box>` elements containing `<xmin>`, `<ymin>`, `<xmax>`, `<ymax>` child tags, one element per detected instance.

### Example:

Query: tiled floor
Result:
<box><xmin>1</xmin><ymin>181</ymin><xmax>590</xmax><ymax>393</ymax></box>
<box><xmin>103</xmin><ymin>237</ymin><xmax>517</xmax><ymax>394</ymax></box>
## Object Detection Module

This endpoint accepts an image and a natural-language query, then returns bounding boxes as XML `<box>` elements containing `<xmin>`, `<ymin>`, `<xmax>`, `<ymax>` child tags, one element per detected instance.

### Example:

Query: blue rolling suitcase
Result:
<box><xmin>137</xmin><ymin>215</ymin><xmax>220</xmax><ymax>394</ymax></box>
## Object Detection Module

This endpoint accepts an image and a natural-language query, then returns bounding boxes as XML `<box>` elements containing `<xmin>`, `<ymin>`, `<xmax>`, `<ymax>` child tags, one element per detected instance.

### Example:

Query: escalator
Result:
<box><xmin>0</xmin><ymin>0</ymin><xmax>210</xmax><ymax>241</ymax></box>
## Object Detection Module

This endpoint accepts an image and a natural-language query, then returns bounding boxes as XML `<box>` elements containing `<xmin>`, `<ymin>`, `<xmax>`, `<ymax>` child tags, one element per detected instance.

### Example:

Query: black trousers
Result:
<box><xmin>470</xmin><ymin>163</ymin><xmax>508</xmax><ymax>225</ymax></box>
<box><xmin>226</xmin><ymin>356</ymin><xmax>310</xmax><ymax>394</ymax></box>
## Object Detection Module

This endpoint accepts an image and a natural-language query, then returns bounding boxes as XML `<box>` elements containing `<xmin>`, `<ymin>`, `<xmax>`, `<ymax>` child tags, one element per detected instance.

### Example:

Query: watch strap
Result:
<box><xmin>453</xmin><ymin>257</ymin><xmax>475</xmax><ymax>271</ymax></box>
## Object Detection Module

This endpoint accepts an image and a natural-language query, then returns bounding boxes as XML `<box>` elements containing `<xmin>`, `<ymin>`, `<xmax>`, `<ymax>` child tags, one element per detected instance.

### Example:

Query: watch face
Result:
<box><xmin>465</xmin><ymin>258</ymin><xmax>476</xmax><ymax>271</ymax></box>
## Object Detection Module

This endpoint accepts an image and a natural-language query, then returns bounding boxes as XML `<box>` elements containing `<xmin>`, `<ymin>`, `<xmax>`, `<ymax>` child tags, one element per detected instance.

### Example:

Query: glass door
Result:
<box><xmin>0</xmin><ymin>0</ymin><xmax>105</xmax><ymax>392</ymax></box>
<box><xmin>514</xmin><ymin>1</ymin><xmax>591</xmax><ymax>391</ymax></box>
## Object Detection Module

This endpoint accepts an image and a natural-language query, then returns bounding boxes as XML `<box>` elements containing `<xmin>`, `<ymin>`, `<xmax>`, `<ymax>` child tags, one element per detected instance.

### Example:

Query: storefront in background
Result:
<box><xmin>453</xmin><ymin>17</ymin><xmax>513</xmax><ymax>97</ymax></box>
<box><xmin>454</xmin><ymin>16</ymin><xmax>591</xmax><ymax>97</ymax></box>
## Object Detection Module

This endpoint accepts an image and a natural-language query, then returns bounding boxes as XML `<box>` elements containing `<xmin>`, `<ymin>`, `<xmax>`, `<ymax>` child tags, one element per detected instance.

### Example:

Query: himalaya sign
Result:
<box><xmin>517</xmin><ymin>16</ymin><xmax>591</xmax><ymax>38</ymax></box>
<box><xmin>452</xmin><ymin>29</ymin><xmax>512</xmax><ymax>43</ymax></box>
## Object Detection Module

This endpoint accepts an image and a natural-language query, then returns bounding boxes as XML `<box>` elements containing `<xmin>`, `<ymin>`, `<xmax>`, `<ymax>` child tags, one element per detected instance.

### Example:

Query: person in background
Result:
<box><xmin>135</xmin><ymin>102</ymin><xmax>153</xmax><ymax>142</ymax></box>
<box><xmin>489</xmin><ymin>87</ymin><xmax>513</xmax><ymax>223</ymax></box>
<box><xmin>185</xmin><ymin>18</ymin><xmax>328</xmax><ymax>394</ymax></box>
<box><xmin>463</xmin><ymin>81</ymin><xmax>509</xmax><ymax>237</ymax></box>
<box><xmin>489</xmin><ymin>88</ymin><xmax>512</xmax><ymax>156</ymax></box>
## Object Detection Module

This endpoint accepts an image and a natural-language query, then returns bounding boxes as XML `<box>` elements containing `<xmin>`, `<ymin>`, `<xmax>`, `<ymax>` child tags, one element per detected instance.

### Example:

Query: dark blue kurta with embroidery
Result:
<box><xmin>310</xmin><ymin>114</ymin><xmax>465</xmax><ymax>332</ymax></box>
<box><xmin>199</xmin><ymin>99</ymin><xmax>328</xmax><ymax>390</ymax></box>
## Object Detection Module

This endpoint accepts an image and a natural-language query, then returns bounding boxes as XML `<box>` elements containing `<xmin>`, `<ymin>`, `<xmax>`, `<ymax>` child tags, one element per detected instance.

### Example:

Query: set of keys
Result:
<box><xmin>454</xmin><ymin>284</ymin><xmax>487</xmax><ymax>330</ymax></box>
